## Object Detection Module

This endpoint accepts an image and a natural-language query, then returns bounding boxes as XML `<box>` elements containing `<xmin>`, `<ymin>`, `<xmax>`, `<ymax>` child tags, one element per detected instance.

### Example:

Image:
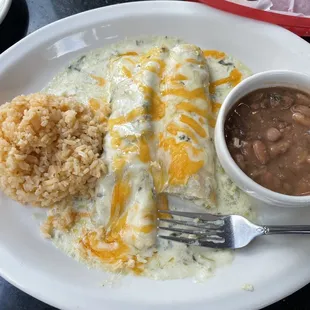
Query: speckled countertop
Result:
<box><xmin>0</xmin><ymin>0</ymin><xmax>310</xmax><ymax>309</ymax></box>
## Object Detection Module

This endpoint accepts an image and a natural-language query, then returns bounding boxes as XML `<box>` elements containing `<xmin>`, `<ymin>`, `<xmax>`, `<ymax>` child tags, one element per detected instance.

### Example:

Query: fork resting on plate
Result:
<box><xmin>158</xmin><ymin>210</ymin><xmax>310</xmax><ymax>249</ymax></box>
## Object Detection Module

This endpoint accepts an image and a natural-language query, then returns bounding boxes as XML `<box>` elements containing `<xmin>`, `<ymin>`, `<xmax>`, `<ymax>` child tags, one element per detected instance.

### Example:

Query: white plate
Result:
<box><xmin>1</xmin><ymin>2</ymin><xmax>310</xmax><ymax>310</ymax></box>
<box><xmin>0</xmin><ymin>0</ymin><xmax>11</xmax><ymax>24</ymax></box>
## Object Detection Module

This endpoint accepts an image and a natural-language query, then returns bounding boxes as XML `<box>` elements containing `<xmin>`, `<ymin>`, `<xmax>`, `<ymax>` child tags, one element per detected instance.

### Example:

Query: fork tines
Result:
<box><xmin>158</xmin><ymin>209</ymin><xmax>222</xmax><ymax>221</ymax></box>
<box><xmin>157</xmin><ymin>210</ymin><xmax>227</xmax><ymax>248</ymax></box>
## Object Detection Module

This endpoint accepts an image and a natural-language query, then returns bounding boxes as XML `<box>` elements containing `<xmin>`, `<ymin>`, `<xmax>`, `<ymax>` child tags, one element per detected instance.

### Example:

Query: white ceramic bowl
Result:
<box><xmin>0</xmin><ymin>0</ymin><xmax>11</xmax><ymax>24</ymax></box>
<box><xmin>215</xmin><ymin>70</ymin><xmax>310</xmax><ymax>207</ymax></box>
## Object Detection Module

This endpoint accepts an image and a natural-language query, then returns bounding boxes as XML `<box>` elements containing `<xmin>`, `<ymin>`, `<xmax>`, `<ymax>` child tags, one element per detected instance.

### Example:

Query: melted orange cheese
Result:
<box><xmin>109</xmin><ymin>174</ymin><xmax>131</xmax><ymax>224</ymax></box>
<box><xmin>124</xmin><ymin>57</ymin><xmax>136</xmax><ymax>65</ymax></box>
<box><xmin>162</xmin><ymin>87</ymin><xmax>208</xmax><ymax>102</ymax></box>
<box><xmin>159</xmin><ymin>134</ymin><xmax>204</xmax><ymax>185</ymax></box>
<box><xmin>110</xmin><ymin>131</ymin><xmax>122</xmax><ymax>148</ymax></box>
<box><xmin>81</xmin><ymin>174</ymin><xmax>144</xmax><ymax>275</ymax></box>
<box><xmin>175</xmin><ymin>63</ymin><xmax>182</xmax><ymax>70</ymax></box>
<box><xmin>89</xmin><ymin>98</ymin><xmax>100</xmax><ymax>110</ymax></box>
<box><xmin>84</xmin><ymin>45</ymin><xmax>222</xmax><ymax>274</ymax></box>
<box><xmin>208</xmin><ymin>118</ymin><xmax>216</xmax><ymax>128</ymax></box>
<box><xmin>145</xmin><ymin>66</ymin><xmax>158</xmax><ymax>74</ymax></box>
<box><xmin>88</xmin><ymin>98</ymin><xmax>109</xmax><ymax>123</ymax></box>
<box><xmin>141</xmin><ymin>85</ymin><xmax>166</xmax><ymax>121</ymax></box>
<box><xmin>203</xmin><ymin>50</ymin><xmax>226</xmax><ymax>59</ymax></box>
<box><xmin>150</xmin><ymin>96</ymin><xmax>166</xmax><ymax>121</ymax></box>
<box><xmin>162</xmin><ymin>73</ymin><xmax>188</xmax><ymax>87</ymax></box>
<box><xmin>198</xmin><ymin>117</ymin><xmax>206</xmax><ymax>124</ymax></box>
<box><xmin>121</xmin><ymin>144</ymin><xmax>138</xmax><ymax>154</ymax></box>
<box><xmin>122</xmin><ymin>66</ymin><xmax>132</xmax><ymax>78</ymax></box>
<box><xmin>156</xmin><ymin>59</ymin><xmax>166</xmax><ymax>77</ymax></box>
<box><xmin>186</xmin><ymin>58</ymin><xmax>204</xmax><ymax>65</ymax></box>
<box><xmin>108</xmin><ymin>107</ymin><xmax>145</xmax><ymax>130</ymax></box>
<box><xmin>140</xmin><ymin>48</ymin><xmax>162</xmax><ymax>63</ymax></box>
<box><xmin>173</xmin><ymin>73</ymin><xmax>188</xmax><ymax>81</ymax></box>
<box><xmin>209</xmin><ymin>68</ymin><xmax>242</xmax><ymax>94</ymax></box>
<box><xmin>139</xmin><ymin>48</ymin><xmax>166</xmax><ymax>78</ymax></box>
<box><xmin>109</xmin><ymin>50</ymin><xmax>158</xmax><ymax>169</ymax></box>
<box><xmin>151</xmin><ymin>160</ymin><xmax>166</xmax><ymax>193</ymax></box>
<box><xmin>133</xmin><ymin>224</ymin><xmax>154</xmax><ymax>234</ymax></box>
<box><xmin>82</xmin><ymin>231</ymin><xmax>145</xmax><ymax>275</ymax></box>
<box><xmin>138</xmin><ymin>136</ymin><xmax>151</xmax><ymax>163</ymax></box>
<box><xmin>111</xmin><ymin>52</ymin><xmax>138</xmax><ymax>70</ymax></box>
<box><xmin>112</xmin><ymin>157</ymin><xmax>127</xmax><ymax>171</ymax></box>
<box><xmin>90</xmin><ymin>75</ymin><xmax>105</xmax><ymax>86</ymax></box>
<box><xmin>180</xmin><ymin>114</ymin><xmax>206</xmax><ymax>138</ymax></box>
<box><xmin>134</xmin><ymin>48</ymin><xmax>168</xmax><ymax>121</ymax></box>
<box><xmin>78</xmin><ymin>212</ymin><xmax>91</xmax><ymax>218</ymax></box>
<box><xmin>167</xmin><ymin>122</ymin><xmax>198</xmax><ymax>144</ymax></box>
<box><xmin>176</xmin><ymin>102</ymin><xmax>208</xmax><ymax>118</ymax></box>
<box><xmin>212</xmin><ymin>102</ymin><xmax>222</xmax><ymax>114</ymax></box>
<box><xmin>119</xmin><ymin>51</ymin><xmax>138</xmax><ymax>57</ymax></box>
<box><xmin>110</xmin><ymin>134</ymin><xmax>151</xmax><ymax>171</ymax></box>
<box><xmin>157</xmin><ymin>194</ymin><xmax>171</xmax><ymax>219</ymax></box>
<box><xmin>82</xmin><ymin>230</ymin><xmax>127</xmax><ymax>266</ymax></box>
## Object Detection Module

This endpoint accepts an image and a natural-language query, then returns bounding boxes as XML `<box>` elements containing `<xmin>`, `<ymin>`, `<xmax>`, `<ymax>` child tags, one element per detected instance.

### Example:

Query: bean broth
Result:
<box><xmin>225</xmin><ymin>87</ymin><xmax>310</xmax><ymax>196</ymax></box>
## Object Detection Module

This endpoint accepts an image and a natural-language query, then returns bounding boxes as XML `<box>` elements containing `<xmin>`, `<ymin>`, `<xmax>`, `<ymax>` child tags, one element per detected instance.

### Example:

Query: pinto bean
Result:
<box><xmin>250</xmin><ymin>103</ymin><xmax>260</xmax><ymax>110</ymax></box>
<box><xmin>294</xmin><ymin>146</ymin><xmax>308</xmax><ymax>164</ymax></box>
<box><xmin>253</xmin><ymin>140</ymin><xmax>269</xmax><ymax>164</ymax></box>
<box><xmin>277</xmin><ymin>121</ymin><xmax>289</xmax><ymax>129</ymax></box>
<box><xmin>291</xmin><ymin>105</ymin><xmax>310</xmax><ymax>117</ymax></box>
<box><xmin>225</xmin><ymin>86</ymin><xmax>310</xmax><ymax>197</ymax></box>
<box><xmin>250</xmin><ymin>167</ymin><xmax>267</xmax><ymax>178</ymax></box>
<box><xmin>261</xmin><ymin>171</ymin><xmax>273</xmax><ymax>186</ymax></box>
<box><xmin>279</xmin><ymin>125</ymin><xmax>292</xmax><ymax>133</ymax></box>
<box><xmin>266</xmin><ymin>127</ymin><xmax>281</xmax><ymax>142</ymax></box>
<box><xmin>234</xmin><ymin>153</ymin><xmax>246</xmax><ymax>170</ymax></box>
<box><xmin>241</xmin><ymin>141</ymin><xmax>252</xmax><ymax>157</ymax></box>
<box><xmin>250</xmin><ymin>92</ymin><xmax>264</xmax><ymax>102</ymax></box>
<box><xmin>260</xmin><ymin>99</ymin><xmax>269</xmax><ymax>109</ymax></box>
<box><xmin>292</xmin><ymin>113</ymin><xmax>310</xmax><ymax>127</ymax></box>
<box><xmin>283</xmin><ymin>183</ymin><xmax>293</xmax><ymax>194</ymax></box>
<box><xmin>269</xmin><ymin>141</ymin><xmax>291</xmax><ymax>158</ymax></box>
<box><xmin>296</xmin><ymin>93</ymin><xmax>310</xmax><ymax>106</ymax></box>
<box><xmin>295</xmin><ymin>179</ymin><xmax>310</xmax><ymax>196</ymax></box>
<box><xmin>261</xmin><ymin>171</ymin><xmax>281</xmax><ymax>191</ymax></box>
<box><xmin>269</xmin><ymin>93</ymin><xmax>281</xmax><ymax>108</ymax></box>
<box><xmin>281</xmin><ymin>95</ymin><xmax>294</xmax><ymax>110</ymax></box>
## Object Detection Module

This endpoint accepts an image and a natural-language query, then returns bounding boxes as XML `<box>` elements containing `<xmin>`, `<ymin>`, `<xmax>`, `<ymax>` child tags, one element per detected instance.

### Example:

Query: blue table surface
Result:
<box><xmin>1</xmin><ymin>0</ymin><xmax>310</xmax><ymax>309</ymax></box>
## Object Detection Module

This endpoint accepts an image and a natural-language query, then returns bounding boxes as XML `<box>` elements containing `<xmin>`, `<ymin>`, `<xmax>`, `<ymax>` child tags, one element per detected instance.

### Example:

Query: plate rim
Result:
<box><xmin>1</xmin><ymin>0</ymin><xmax>310</xmax><ymax>65</ymax></box>
<box><xmin>0</xmin><ymin>0</ymin><xmax>11</xmax><ymax>24</ymax></box>
<box><xmin>1</xmin><ymin>1</ymin><xmax>310</xmax><ymax>310</ymax></box>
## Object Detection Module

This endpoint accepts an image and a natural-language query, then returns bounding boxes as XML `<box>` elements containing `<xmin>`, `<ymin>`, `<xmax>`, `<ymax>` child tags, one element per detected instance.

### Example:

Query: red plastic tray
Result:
<box><xmin>192</xmin><ymin>0</ymin><xmax>310</xmax><ymax>37</ymax></box>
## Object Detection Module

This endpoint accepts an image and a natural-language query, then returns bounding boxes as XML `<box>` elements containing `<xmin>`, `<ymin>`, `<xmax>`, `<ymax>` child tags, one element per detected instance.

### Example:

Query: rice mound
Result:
<box><xmin>0</xmin><ymin>93</ymin><xmax>107</xmax><ymax>207</ymax></box>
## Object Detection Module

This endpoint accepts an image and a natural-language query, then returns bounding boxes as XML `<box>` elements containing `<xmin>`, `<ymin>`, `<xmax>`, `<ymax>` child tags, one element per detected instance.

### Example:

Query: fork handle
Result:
<box><xmin>262</xmin><ymin>225</ymin><xmax>310</xmax><ymax>235</ymax></box>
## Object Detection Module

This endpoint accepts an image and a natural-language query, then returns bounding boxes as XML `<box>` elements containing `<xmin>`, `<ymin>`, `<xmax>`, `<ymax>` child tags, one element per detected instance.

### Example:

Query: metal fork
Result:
<box><xmin>158</xmin><ymin>210</ymin><xmax>310</xmax><ymax>249</ymax></box>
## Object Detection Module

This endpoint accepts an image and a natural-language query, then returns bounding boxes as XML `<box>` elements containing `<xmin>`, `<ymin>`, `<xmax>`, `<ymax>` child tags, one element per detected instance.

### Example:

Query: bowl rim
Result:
<box><xmin>0</xmin><ymin>0</ymin><xmax>12</xmax><ymax>24</ymax></box>
<box><xmin>215</xmin><ymin>69</ymin><xmax>310</xmax><ymax>206</ymax></box>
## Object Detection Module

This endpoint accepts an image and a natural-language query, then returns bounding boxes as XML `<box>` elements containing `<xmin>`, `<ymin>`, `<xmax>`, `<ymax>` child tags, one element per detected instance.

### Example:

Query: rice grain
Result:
<box><xmin>0</xmin><ymin>93</ymin><xmax>107</xmax><ymax>207</ymax></box>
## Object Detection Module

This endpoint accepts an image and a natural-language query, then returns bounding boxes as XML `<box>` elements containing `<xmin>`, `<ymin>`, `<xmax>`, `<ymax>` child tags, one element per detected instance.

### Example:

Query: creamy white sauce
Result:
<box><xmin>144</xmin><ymin>160</ymin><xmax>254</xmax><ymax>280</ymax></box>
<box><xmin>206</xmin><ymin>54</ymin><xmax>251</xmax><ymax>106</ymax></box>
<box><xmin>44</xmin><ymin>36</ymin><xmax>253</xmax><ymax>281</ymax></box>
